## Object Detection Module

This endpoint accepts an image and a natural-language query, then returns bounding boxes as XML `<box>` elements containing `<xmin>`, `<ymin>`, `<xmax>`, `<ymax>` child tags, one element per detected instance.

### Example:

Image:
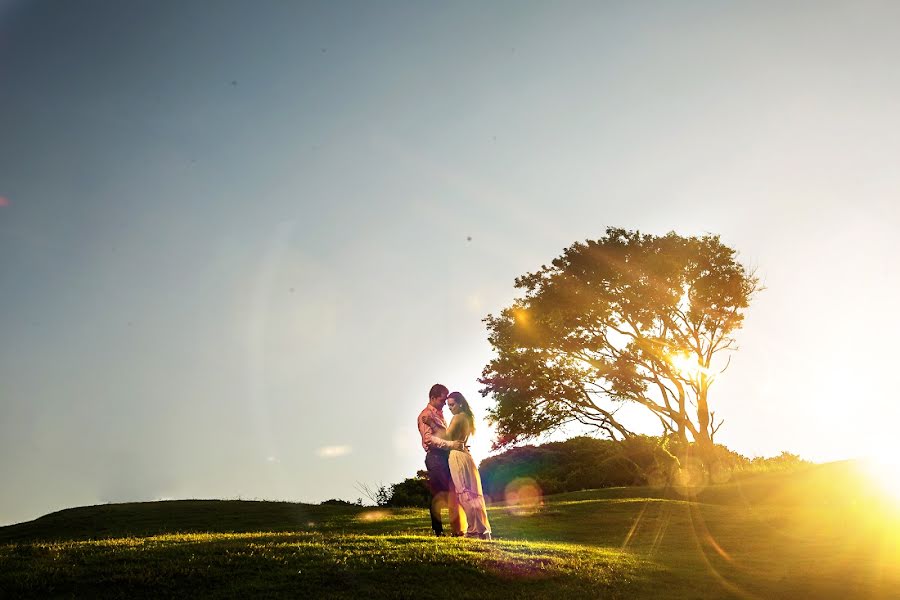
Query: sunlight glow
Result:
<box><xmin>668</xmin><ymin>352</ymin><xmax>712</xmax><ymax>381</ymax></box>
<box><xmin>513</xmin><ymin>308</ymin><xmax>529</xmax><ymax>325</ymax></box>
<box><xmin>863</xmin><ymin>456</ymin><xmax>900</xmax><ymax>503</ymax></box>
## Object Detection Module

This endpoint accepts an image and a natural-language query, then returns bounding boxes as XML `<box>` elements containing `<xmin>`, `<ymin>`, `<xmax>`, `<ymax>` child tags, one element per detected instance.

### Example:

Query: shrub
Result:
<box><xmin>320</xmin><ymin>498</ymin><xmax>361</xmax><ymax>507</ymax></box>
<box><xmin>746</xmin><ymin>451</ymin><xmax>811</xmax><ymax>474</ymax></box>
<box><xmin>384</xmin><ymin>471</ymin><xmax>431</xmax><ymax>508</ymax></box>
<box><xmin>478</xmin><ymin>435</ymin><xmax>810</xmax><ymax>499</ymax></box>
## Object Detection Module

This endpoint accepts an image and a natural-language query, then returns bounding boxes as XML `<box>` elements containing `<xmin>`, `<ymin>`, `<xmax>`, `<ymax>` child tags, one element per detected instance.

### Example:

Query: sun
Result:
<box><xmin>862</xmin><ymin>455</ymin><xmax>900</xmax><ymax>503</ymax></box>
<box><xmin>668</xmin><ymin>352</ymin><xmax>710</xmax><ymax>380</ymax></box>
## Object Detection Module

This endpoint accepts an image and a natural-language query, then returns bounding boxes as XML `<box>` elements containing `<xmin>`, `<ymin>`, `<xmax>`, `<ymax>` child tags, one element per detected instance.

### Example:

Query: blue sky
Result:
<box><xmin>2</xmin><ymin>0</ymin><xmax>899</xmax><ymax>525</ymax></box>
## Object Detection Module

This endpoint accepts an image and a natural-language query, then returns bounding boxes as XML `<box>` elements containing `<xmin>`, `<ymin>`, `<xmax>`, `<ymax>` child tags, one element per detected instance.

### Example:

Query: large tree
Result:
<box><xmin>480</xmin><ymin>228</ymin><xmax>760</xmax><ymax>461</ymax></box>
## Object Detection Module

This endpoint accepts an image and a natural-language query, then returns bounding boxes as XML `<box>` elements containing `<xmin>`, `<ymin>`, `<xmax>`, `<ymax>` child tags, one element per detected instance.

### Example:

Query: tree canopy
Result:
<box><xmin>480</xmin><ymin>228</ymin><xmax>760</xmax><ymax>459</ymax></box>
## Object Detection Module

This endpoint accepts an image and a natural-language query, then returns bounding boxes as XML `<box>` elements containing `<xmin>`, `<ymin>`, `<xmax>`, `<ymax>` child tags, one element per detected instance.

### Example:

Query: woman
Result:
<box><xmin>437</xmin><ymin>391</ymin><xmax>492</xmax><ymax>540</ymax></box>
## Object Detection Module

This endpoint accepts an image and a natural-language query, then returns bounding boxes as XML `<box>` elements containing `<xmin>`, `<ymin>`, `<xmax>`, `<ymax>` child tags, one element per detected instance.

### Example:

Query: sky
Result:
<box><xmin>1</xmin><ymin>0</ymin><xmax>899</xmax><ymax>526</ymax></box>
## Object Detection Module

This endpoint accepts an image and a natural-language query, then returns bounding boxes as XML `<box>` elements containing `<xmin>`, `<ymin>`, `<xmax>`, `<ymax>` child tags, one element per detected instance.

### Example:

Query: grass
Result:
<box><xmin>2</xmin><ymin>461</ymin><xmax>900</xmax><ymax>598</ymax></box>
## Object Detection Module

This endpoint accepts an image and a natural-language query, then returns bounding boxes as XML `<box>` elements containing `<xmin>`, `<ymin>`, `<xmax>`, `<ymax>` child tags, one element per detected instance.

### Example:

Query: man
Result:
<box><xmin>417</xmin><ymin>383</ymin><xmax>465</xmax><ymax>536</ymax></box>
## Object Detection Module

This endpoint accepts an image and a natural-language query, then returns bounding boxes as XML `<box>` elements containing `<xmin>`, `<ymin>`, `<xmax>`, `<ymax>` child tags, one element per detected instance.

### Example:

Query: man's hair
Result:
<box><xmin>429</xmin><ymin>384</ymin><xmax>449</xmax><ymax>400</ymax></box>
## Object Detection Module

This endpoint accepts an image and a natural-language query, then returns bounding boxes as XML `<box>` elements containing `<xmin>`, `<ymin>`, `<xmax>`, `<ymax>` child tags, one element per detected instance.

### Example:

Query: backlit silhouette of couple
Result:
<box><xmin>417</xmin><ymin>384</ymin><xmax>492</xmax><ymax>539</ymax></box>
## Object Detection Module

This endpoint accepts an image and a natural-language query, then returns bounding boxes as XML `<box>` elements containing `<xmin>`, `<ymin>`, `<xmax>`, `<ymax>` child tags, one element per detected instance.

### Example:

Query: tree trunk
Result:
<box><xmin>695</xmin><ymin>378</ymin><xmax>716</xmax><ymax>465</ymax></box>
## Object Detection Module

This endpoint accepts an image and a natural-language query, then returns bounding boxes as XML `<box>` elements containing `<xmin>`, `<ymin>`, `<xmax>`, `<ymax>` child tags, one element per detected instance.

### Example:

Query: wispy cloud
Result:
<box><xmin>317</xmin><ymin>445</ymin><xmax>352</xmax><ymax>458</ymax></box>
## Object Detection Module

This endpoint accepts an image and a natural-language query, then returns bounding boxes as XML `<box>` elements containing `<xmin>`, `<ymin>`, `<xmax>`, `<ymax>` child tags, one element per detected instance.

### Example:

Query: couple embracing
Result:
<box><xmin>416</xmin><ymin>384</ymin><xmax>492</xmax><ymax>539</ymax></box>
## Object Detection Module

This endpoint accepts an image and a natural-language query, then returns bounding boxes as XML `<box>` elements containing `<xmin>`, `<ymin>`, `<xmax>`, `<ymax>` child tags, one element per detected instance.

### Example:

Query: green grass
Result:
<box><xmin>2</xmin><ymin>461</ymin><xmax>900</xmax><ymax>598</ymax></box>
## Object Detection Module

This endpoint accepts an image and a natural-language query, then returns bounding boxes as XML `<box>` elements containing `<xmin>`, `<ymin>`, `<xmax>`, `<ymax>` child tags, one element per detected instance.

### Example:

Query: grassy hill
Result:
<box><xmin>2</xmin><ymin>461</ymin><xmax>899</xmax><ymax>598</ymax></box>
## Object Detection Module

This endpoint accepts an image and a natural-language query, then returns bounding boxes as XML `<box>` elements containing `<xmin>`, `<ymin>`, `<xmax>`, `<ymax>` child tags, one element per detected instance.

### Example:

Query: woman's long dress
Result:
<box><xmin>448</xmin><ymin>417</ymin><xmax>491</xmax><ymax>537</ymax></box>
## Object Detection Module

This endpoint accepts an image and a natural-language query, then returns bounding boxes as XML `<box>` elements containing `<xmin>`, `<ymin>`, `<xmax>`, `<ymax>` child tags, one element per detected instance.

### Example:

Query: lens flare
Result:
<box><xmin>316</xmin><ymin>445</ymin><xmax>352</xmax><ymax>458</ymax></box>
<box><xmin>671</xmin><ymin>456</ymin><xmax>709</xmax><ymax>497</ymax></box>
<box><xmin>504</xmin><ymin>477</ymin><xmax>543</xmax><ymax>515</ymax></box>
<box><xmin>357</xmin><ymin>510</ymin><xmax>389</xmax><ymax>522</ymax></box>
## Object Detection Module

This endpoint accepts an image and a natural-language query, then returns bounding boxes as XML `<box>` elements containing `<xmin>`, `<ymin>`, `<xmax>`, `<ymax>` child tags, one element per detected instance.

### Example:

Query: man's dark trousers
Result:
<box><xmin>424</xmin><ymin>449</ymin><xmax>461</xmax><ymax>536</ymax></box>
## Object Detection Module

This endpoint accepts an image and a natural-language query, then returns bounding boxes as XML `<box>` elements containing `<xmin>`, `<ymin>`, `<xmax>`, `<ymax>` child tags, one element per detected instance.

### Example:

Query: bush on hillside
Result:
<box><xmin>478</xmin><ymin>436</ymin><xmax>677</xmax><ymax>500</ymax></box>
<box><xmin>383</xmin><ymin>470</ymin><xmax>431</xmax><ymax>508</ymax></box>
<box><xmin>320</xmin><ymin>498</ymin><xmax>362</xmax><ymax>507</ymax></box>
<box><xmin>357</xmin><ymin>471</ymin><xmax>432</xmax><ymax>508</ymax></box>
<box><xmin>746</xmin><ymin>451</ymin><xmax>811</xmax><ymax>473</ymax></box>
<box><xmin>477</xmin><ymin>436</ymin><xmax>810</xmax><ymax>501</ymax></box>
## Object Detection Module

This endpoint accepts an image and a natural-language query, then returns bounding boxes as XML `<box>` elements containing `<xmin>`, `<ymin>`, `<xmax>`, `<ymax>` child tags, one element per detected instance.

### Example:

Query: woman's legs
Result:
<box><xmin>457</xmin><ymin>492</ymin><xmax>490</xmax><ymax>536</ymax></box>
<box><xmin>450</xmin><ymin>451</ymin><xmax>492</xmax><ymax>537</ymax></box>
